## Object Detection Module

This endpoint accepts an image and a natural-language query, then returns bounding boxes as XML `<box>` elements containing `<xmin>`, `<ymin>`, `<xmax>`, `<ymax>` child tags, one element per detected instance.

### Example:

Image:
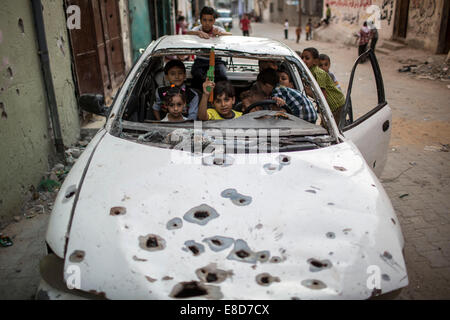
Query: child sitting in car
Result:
<box><xmin>153</xmin><ymin>59</ymin><xmax>199</xmax><ymax>120</ymax></box>
<box><xmin>277</xmin><ymin>64</ymin><xmax>294</xmax><ymax>89</ymax></box>
<box><xmin>160</xmin><ymin>85</ymin><xmax>188</xmax><ymax>122</ymax></box>
<box><xmin>301</xmin><ymin>47</ymin><xmax>345</xmax><ymax>125</ymax></box>
<box><xmin>198</xmin><ymin>80</ymin><xmax>242</xmax><ymax>120</ymax></box>
<box><xmin>240</xmin><ymin>82</ymin><xmax>287</xmax><ymax>113</ymax></box>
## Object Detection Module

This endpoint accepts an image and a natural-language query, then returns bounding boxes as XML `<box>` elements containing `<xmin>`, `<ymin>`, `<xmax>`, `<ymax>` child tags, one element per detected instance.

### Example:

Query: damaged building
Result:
<box><xmin>0</xmin><ymin>0</ymin><xmax>176</xmax><ymax>224</ymax></box>
<box><xmin>315</xmin><ymin>0</ymin><xmax>449</xmax><ymax>54</ymax></box>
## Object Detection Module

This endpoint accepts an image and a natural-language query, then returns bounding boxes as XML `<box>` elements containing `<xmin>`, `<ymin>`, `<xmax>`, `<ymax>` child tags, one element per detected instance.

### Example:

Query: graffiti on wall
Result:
<box><xmin>329</xmin><ymin>0</ymin><xmax>393</xmax><ymax>28</ymax></box>
<box><xmin>409</xmin><ymin>0</ymin><xmax>437</xmax><ymax>36</ymax></box>
<box><xmin>341</xmin><ymin>12</ymin><xmax>360</xmax><ymax>25</ymax></box>
<box><xmin>328</xmin><ymin>0</ymin><xmax>373</xmax><ymax>8</ymax></box>
<box><xmin>411</xmin><ymin>0</ymin><xmax>436</xmax><ymax>18</ymax></box>
<box><xmin>380</xmin><ymin>0</ymin><xmax>394</xmax><ymax>25</ymax></box>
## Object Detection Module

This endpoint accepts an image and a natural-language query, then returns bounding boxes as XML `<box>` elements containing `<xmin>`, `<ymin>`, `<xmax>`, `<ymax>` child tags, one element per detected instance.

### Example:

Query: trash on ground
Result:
<box><xmin>424</xmin><ymin>145</ymin><xmax>449</xmax><ymax>152</ymax></box>
<box><xmin>0</xmin><ymin>235</ymin><xmax>13</xmax><ymax>247</ymax></box>
<box><xmin>37</xmin><ymin>179</ymin><xmax>60</xmax><ymax>192</ymax></box>
<box><xmin>399</xmin><ymin>194</ymin><xmax>409</xmax><ymax>199</ymax></box>
<box><xmin>398</xmin><ymin>56</ymin><xmax>449</xmax><ymax>82</ymax></box>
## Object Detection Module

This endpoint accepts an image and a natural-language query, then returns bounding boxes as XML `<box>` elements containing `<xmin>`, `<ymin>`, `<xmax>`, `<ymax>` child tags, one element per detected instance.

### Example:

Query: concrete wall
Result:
<box><xmin>0</xmin><ymin>0</ymin><xmax>80</xmax><ymax>223</ymax></box>
<box><xmin>315</xmin><ymin>0</ymin><xmax>396</xmax><ymax>46</ymax></box>
<box><xmin>270</xmin><ymin>0</ymin><xmax>323</xmax><ymax>27</ymax></box>
<box><xmin>270</xmin><ymin>1</ymin><xmax>302</xmax><ymax>25</ymax></box>
<box><xmin>316</xmin><ymin>0</ymin><xmax>446</xmax><ymax>53</ymax></box>
<box><xmin>406</xmin><ymin>0</ymin><xmax>446</xmax><ymax>52</ymax></box>
<box><xmin>42</xmin><ymin>0</ymin><xmax>80</xmax><ymax>145</ymax></box>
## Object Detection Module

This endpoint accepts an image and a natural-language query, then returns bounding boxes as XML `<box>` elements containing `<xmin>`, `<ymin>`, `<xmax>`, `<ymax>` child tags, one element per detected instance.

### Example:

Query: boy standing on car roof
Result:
<box><xmin>187</xmin><ymin>7</ymin><xmax>232</xmax><ymax>91</ymax></box>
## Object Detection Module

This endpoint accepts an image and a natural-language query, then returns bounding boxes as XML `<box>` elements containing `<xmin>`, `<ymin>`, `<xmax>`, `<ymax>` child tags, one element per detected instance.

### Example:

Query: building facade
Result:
<box><xmin>319</xmin><ymin>0</ymin><xmax>449</xmax><ymax>54</ymax></box>
<box><xmin>0</xmin><ymin>0</ymin><xmax>80</xmax><ymax>223</ymax></box>
<box><xmin>269</xmin><ymin>0</ymin><xmax>324</xmax><ymax>25</ymax></box>
<box><xmin>0</xmin><ymin>0</ymin><xmax>178</xmax><ymax>223</ymax></box>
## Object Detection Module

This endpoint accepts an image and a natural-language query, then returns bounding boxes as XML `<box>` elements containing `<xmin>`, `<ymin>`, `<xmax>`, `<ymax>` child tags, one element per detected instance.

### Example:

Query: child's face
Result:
<box><xmin>214</xmin><ymin>93</ymin><xmax>235</xmax><ymax>117</ymax></box>
<box><xmin>166</xmin><ymin>94</ymin><xmax>185</xmax><ymax>119</ymax></box>
<box><xmin>278</xmin><ymin>72</ymin><xmax>292</xmax><ymax>88</ymax></box>
<box><xmin>201</xmin><ymin>14</ymin><xmax>215</xmax><ymax>33</ymax></box>
<box><xmin>259</xmin><ymin>60</ymin><xmax>278</xmax><ymax>71</ymax></box>
<box><xmin>301</xmin><ymin>51</ymin><xmax>316</xmax><ymax>69</ymax></box>
<box><xmin>242</xmin><ymin>97</ymin><xmax>251</xmax><ymax>110</ymax></box>
<box><xmin>166</xmin><ymin>66</ymin><xmax>186</xmax><ymax>87</ymax></box>
<box><xmin>319</xmin><ymin>59</ymin><xmax>330</xmax><ymax>73</ymax></box>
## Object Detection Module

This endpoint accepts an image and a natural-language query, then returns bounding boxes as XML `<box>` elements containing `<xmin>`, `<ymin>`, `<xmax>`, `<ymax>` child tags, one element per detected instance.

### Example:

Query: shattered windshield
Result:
<box><xmin>114</xmin><ymin>51</ymin><xmax>336</xmax><ymax>153</ymax></box>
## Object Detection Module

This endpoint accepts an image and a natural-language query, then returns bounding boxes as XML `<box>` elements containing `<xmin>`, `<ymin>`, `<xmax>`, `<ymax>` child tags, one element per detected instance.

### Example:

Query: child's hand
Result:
<box><xmin>212</xmin><ymin>28</ymin><xmax>221</xmax><ymax>37</ymax></box>
<box><xmin>197</xmin><ymin>31</ymin><xmax>210</xmax><ymax>39</ymax></box>
<box><xmin>272</xmin><ymin>97</ymin><xmax>286</xmax><ymax>107</ymax></box>
<box><xmin>203</xmin><ymin>80</ymin><xmax>215</xmax><ymax>95</ymax></box>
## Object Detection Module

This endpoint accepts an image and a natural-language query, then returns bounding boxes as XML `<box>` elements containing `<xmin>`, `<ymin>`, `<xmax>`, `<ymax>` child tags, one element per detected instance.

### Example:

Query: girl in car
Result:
<box><xmin>160</xmin><ymin>85</ymin><xmax>188</xmax><ymax>122</ymax></box>
<box><xmin>152</xmin><ymin>59</ymin><xmax>199</xmax><ymax>121</ymax></box>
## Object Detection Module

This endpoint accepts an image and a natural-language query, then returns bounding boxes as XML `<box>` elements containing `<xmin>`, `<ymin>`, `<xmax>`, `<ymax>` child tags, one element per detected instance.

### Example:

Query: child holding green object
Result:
<box><xmin>198</xmin><ymin>80</ymin><xmax>242</xmax><ymax>120</ymax></box>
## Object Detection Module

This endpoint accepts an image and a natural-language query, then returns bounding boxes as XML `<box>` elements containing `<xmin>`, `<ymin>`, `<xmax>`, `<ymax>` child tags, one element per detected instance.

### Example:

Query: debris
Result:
<box><xmin>34</xmin><ymin>205</ymin><xmax>45</xmax><ymax>214</ymax></box>
<box><xmin>38</xmin><ymin>179</ymin><xmax>60</xmax><ymax>192</ymax></box>
<box><xmin>398</xmin><ymin>56</ymin><xmax>449</xmax><ymax>81</ymax></box>
<box><xmin>399</xmin><ymin>194</ymin><xmax>409</xmax><ymax>199</ymax></box>
<box><xmin>424</xmin><ymin>145</ymin><xmax>449</xmax><ymax>152</ymax></box>
<box><xmin>53</xmin><ymin>163</ymin><xmax>65</xmax><ymax>171</ymax></box>
<box><xmin>71</xmin><ymin>149</ymin><xmax>81</xmax><ymax>159</ymax></box>
<box><xmin>66</xmin><ymin>156</ymin><xmax>76</xmax><ymax>165</ymax></box>
<box><xmin>0</xmin><ymin>235</ymin><xmax>13</xmax><ymax>247</ymax></box>
<box><xmin>398</xmin><ymin>65</ymin><xmax>416</xmax><ymax>73</ymax></box>
<box><xmin>13</xmin><ymin>216</ymin><xmax>21</xmax><ymax>222</ymax></box>
<box><xmin>78</xmin><ymin>140</ymin><xmax>89</xmax><ymax>147</ymax></box>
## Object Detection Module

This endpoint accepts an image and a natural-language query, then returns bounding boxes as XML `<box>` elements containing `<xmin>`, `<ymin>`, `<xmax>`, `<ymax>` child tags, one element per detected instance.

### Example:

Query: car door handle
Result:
<box><xmin>383</xmin><ymin>120</ymin><xmax>390</xmax><ymax>132</ymax></box>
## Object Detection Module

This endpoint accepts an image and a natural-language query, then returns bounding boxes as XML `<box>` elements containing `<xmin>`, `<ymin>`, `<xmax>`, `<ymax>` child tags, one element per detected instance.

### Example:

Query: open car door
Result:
<box><xmin>340</xmin><ymin>49</ymin><xmax>392</xmax><ymax>177</ymax></box>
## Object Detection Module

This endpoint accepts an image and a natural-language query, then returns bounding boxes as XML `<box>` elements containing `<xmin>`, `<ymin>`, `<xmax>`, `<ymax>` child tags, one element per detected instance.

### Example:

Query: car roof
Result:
<box><xmin>151</xmin><ymin>35</ymin><xmax>295</xmax><ymax>58</ymax></box>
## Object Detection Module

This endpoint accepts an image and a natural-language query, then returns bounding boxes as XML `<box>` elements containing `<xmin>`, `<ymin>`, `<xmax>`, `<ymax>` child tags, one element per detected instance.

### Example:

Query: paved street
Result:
<box><xmin>0</xmin><ymin>20</ymin><xmax>449</xmax><ymax>300</ymax></box>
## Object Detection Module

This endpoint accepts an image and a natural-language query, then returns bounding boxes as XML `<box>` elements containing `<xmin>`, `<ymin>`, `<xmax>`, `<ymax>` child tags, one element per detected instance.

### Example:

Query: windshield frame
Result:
<box><xmin>108</xmin><ymin>47</ymin><xmax>340</xmax><ymax>144</ymax></box>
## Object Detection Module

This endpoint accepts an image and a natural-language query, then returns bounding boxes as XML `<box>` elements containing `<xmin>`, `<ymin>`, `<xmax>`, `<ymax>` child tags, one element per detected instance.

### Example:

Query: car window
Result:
<box><xmin>343</xmin><ymin>60</ymin><xmax>381</xmax><ymax>123</ymax></box>
<box><xmin>218</xmin><ymin>12</ymin><xmax>231</xmax><ymax>18</ymax></box>
<box><xmin>116</xmin><ymin>53</ymin><xmax>336</xmax><ymax>153</ymax></box>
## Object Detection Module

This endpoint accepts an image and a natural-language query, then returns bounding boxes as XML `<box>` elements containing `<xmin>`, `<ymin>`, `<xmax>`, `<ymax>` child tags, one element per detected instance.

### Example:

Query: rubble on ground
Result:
<box><xmin>11</xmin><ymin>133</ymin><xmax>94</xmax><ymax>226</ymax></box>
<box><xmin>398</xmin><ymin>55</ymin><xmax>449</xmax><ymax>82</ymax></box>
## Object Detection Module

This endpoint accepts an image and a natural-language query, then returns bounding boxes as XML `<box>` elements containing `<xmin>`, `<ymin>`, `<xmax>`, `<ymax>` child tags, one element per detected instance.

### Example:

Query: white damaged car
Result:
<box><xmin>37</xmin><ymin>35</ymin><xmax>408</xmax><ymax>300</ymax></box>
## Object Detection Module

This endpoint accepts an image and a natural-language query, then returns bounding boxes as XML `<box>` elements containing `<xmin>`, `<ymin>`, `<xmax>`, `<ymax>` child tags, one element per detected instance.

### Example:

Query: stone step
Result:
<box><xmin>380</xmin><ymin>40</ymin><xmax>406</xmax><ymax>51</ymax></box>
<box><xmin>376</xmin><ymin>47</ymin><xmax>391</xmax><ymax>55</ymax></box>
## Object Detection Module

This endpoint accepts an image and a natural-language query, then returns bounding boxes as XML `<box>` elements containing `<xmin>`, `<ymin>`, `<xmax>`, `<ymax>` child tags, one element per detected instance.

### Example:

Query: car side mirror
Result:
<box><xmin>79</xmin><ymin>94</ymin><xmax>108</xmax><ymax>117</ymax></box>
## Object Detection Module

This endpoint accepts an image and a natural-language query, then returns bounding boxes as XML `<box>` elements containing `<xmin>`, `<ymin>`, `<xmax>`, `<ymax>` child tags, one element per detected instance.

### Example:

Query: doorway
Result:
<box><xmin>66</xmin><ymin>0</ymin><xmax>125</xmax><ymax>99</ymax></box>
<box><xmin>393</xmin><ymin>0</ymin><xmax>410</xmax><ymax>39</ymax></box>
<box><xmin>437</xmin><ymin>0</ymin><xmax>450</xmax><ymax>54</ymax></box>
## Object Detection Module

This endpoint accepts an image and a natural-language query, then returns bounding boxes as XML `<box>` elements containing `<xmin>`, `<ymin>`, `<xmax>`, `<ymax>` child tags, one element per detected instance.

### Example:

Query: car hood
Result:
<box><xmin>64</xmin><ymin>133</ymin><xmax>408</xmax><ymax>299</ymax></box>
